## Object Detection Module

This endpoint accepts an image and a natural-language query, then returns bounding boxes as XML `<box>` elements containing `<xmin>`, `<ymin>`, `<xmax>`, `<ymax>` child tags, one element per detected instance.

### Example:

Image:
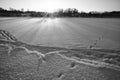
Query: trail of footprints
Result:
<box><xmin>6</xmin><ymin>46</ymin><xmax>80</xmax><ymax>79</ymax></box>
<box><xmin>2</xmin><ymin>45</ymin><xmax>106</xmax><ymax>80</ymax></box>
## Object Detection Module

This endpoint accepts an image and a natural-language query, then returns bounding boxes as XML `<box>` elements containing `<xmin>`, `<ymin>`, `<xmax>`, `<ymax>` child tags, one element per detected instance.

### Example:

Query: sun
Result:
<box><xmin>41</xmin><ymin>0</ymin><xmax>60</xmax><ymax>12</ymax></box>
<box><xmin>45</xmin><ymin>8</ymin><xmax>56</xmax><ymax>13</ymax></box>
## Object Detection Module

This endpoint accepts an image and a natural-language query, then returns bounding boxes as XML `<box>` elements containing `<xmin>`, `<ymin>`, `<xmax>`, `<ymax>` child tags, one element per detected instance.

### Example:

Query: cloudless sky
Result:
<box><xmin>0</xmin><ymin>0</ymin><xmax>120</xmax><ymax>12</ymax></box>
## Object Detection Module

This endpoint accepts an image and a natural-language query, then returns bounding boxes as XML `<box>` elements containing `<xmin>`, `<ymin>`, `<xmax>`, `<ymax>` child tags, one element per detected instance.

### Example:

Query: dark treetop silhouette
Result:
<box><xmin>0</xmin><ymin>7</ymin><xmax>120</xmax><ymax>18</ymax></box>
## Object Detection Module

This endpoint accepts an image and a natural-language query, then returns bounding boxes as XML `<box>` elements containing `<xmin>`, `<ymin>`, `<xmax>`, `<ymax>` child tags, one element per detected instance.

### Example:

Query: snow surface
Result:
<box><xmin>0</xmin><ymin>17</ymin><xmax>120</xmax><ymax>49</ymax></box>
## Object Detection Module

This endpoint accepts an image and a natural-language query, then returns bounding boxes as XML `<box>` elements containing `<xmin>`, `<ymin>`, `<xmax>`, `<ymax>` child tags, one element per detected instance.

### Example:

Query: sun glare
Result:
<box><xmin>45</xmin><ymin>18</ymin><xmax>60</xmax><ymax>25</ymax></box>
<box><xmin>39</xmin><ymin>18</ymin><xmax>61</xmax><ymax>29</ymax></box>
<box><xmin>47</xmin><ymin>18</ymin><xmax>58</xmax><ymax>22</ymax></box>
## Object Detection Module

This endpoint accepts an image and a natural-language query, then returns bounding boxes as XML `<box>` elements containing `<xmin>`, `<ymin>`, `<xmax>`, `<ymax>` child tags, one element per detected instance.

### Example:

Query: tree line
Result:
<box><xmin>0</xmin><ymin>7</ymin><xmax>120</xmax><ymax>17</ymax></box>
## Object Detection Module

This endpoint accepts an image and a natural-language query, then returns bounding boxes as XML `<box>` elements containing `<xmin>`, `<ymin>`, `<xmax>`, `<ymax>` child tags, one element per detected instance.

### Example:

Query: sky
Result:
<box><xmin>0</xmin><ymin>0</ymin><xmax>120</xmax><ymax>12</ymax></box>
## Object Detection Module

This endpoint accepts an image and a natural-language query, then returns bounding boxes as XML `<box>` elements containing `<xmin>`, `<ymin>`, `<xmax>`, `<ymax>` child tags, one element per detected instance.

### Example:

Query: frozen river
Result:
<box><xmin>0</xmin><ymin>17</ymin><xmax>120</xmax><ymax>49</ymax></box>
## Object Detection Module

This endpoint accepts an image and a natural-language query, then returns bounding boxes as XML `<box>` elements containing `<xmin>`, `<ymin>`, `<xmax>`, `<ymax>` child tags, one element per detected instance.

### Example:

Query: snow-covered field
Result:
<box><xmin>0</xmin><ymin>17</ymin><xmax>120</xmax><ymax>49</ymax></box>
